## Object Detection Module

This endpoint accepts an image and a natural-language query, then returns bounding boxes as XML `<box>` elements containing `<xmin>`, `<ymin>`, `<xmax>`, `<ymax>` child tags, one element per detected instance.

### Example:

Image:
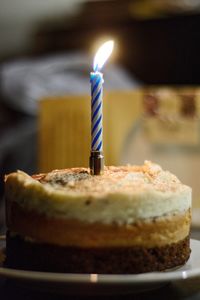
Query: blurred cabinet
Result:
<box><xmin>38</xmin><ymin>90</ymin><xmax>142</xmax><ymax>172</ymax></box>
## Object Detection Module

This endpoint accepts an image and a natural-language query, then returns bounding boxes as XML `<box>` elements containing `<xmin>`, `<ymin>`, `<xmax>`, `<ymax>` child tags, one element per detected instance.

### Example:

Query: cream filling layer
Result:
<box><xmin>5</xmin><ymin>169</ymin><xmax>192</xmax><ymax>225</ymax></box>
<box><xmin>8</xmin><ymin>204</ymin><xmax>191</xmax><ymax>248</ymax></box>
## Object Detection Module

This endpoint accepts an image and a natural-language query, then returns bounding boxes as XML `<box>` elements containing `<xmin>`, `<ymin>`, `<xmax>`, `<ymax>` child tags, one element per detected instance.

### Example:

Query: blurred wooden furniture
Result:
<box><xmin>38</xmin><ymin>90</ymin><xmax>142</xmax><ymax>172</ymax></box>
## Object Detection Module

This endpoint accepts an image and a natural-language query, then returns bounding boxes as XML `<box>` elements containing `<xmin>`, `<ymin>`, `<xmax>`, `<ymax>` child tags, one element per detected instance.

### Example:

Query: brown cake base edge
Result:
<box><xmin>5</xmin><ymin>232</ymin><xmax>191</xmax><ymax>274</ymax></box>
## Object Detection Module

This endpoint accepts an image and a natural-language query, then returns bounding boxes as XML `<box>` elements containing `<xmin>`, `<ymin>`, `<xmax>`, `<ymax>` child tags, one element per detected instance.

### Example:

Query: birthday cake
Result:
<box><xmin>5</xmin><ymin>161</ymin><xmax>191</xmax><ymax>273</ymax></box>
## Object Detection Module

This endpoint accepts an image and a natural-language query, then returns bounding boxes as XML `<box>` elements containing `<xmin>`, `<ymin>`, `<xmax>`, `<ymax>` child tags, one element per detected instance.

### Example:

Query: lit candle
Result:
<box><xmin>90</xmin><ymin>40</ymin><xmax>114</xmax><ymax>175</ymax></box>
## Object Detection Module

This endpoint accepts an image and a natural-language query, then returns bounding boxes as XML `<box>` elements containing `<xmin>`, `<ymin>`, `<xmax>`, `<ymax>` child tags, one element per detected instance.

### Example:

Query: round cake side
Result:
<box><xmin>4</xmin><ymin>161</ymin><xmax>192</xmax><ymax>273</ymax></box>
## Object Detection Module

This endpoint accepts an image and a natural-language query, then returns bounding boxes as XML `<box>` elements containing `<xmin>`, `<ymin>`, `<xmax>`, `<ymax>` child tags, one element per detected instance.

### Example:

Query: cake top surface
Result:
<box><xmin>5</xmin><ymin>161</ymin><xmax>192</xmax><ymax>224</ymax></box>
<box><xmin>33</xmin><ymin>161</ymin><xmax>183</xmax><ymax>195</ymax></box>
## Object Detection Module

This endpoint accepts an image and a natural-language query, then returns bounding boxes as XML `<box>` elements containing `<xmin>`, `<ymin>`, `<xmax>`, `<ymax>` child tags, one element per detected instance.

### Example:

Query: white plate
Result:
<box><xmin>0</xmin><ymin>238</ymin><xmax>200</xmax><ymax>295</ymax></box>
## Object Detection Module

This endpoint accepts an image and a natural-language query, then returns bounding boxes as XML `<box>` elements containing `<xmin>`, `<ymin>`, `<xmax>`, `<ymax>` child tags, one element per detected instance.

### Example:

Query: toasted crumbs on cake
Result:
<box><xmin>4</xmin><ymin>161</ymin><xmax>184</xmax><ymax>197</ymax></box>
<box><xmin>28</xmin><ymin>161</ymin><xmax>183</xmax><ymax>195</ymax></box>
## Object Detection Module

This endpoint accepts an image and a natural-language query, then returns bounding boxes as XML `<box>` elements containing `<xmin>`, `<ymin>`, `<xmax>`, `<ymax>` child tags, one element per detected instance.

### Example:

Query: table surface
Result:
<box><xmin>0</xmin><ymin>278</ymin><xmax>200</xmax><ymax>300</ymax></box>
<box><xmin>0</xmin><ymin>229</ymin><xmax>200</xmax><ymax>300</ymax></box>
<box><xmin>0</xmin><ymin>273</ymin><xmax>200</xmax><ymax>300</ymax></box>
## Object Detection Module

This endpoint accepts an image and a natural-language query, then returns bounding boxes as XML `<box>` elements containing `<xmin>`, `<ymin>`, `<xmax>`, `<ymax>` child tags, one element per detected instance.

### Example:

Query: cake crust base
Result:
<box><xmin>5</xmin><ymin>232</ymin><xmax>190</xmax><ymax>274</ymax></box>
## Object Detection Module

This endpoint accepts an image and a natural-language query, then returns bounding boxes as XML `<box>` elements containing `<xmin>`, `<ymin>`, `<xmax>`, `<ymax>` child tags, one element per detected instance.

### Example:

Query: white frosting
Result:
<box><xmin>6</xmin><ymin>161</ymin><xmax>192</xmax><ymax>225</ymax></box>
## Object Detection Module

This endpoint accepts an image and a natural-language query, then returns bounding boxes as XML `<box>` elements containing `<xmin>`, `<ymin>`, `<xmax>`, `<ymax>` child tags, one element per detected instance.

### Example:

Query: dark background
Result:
<box><xmin>1</xmin><ymin>0</ymin><xmax>200</xmax><ymax>230</ymax></box>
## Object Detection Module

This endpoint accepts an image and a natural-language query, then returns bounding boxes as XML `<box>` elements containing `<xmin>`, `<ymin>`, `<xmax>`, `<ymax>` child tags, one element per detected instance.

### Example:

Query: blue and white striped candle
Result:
<box><xmin>90</xmin><ymin>41</ymin><xmax>114</xmax><ymax>152</ymax></box>
<box><xmin>90</xmin><ymin>71</ymin><xmax>104</xmax><ymax>151</ymax></box>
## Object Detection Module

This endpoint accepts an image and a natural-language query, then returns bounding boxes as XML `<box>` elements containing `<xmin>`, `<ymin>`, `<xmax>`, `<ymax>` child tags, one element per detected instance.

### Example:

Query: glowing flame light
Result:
<box><xmin>93</xmin><ymin>40</ymin><xmax>114</xmax><ymax>72</ymax></box>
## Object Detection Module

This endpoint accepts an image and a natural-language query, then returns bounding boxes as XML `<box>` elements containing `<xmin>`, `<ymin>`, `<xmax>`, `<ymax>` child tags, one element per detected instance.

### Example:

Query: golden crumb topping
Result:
<box><xmin>36</xmin><ymin>161</ymin><xmax>182</xmax><ymax>195</ymax></box>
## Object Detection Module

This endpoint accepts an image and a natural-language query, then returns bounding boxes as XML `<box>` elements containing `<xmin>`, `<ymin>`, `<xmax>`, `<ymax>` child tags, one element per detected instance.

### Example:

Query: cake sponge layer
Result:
<box><xmin>8</xmin><ymin>202</ymin><xmax>191</xmax><ymax>248</ymax></box>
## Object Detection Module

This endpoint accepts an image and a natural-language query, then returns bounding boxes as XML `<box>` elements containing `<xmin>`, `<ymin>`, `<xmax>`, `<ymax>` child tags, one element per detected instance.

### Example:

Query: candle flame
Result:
<box><xmin>93</xmin><ymin>40</ymin><xmax>114</xmax><ymax>72</ymax></box>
